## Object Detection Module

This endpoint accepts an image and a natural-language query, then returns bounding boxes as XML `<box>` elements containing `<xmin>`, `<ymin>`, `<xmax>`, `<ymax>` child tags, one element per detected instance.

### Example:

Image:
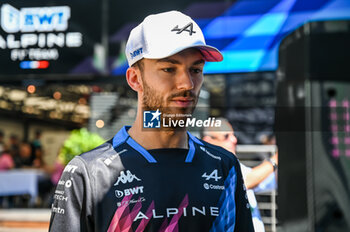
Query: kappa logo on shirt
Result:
<box><xmin>114</xmin><ymin>170</ymin><xmax>141</xmax><ymax>186</ymax></box>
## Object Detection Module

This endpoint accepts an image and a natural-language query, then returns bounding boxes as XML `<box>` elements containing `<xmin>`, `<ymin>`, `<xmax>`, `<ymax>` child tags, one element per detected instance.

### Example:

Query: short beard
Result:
<box><xmin>141</xmin><ymin>74</ymin><xmax>199</xmax><ymax>128</ymax></box>
<box><xmin>142</xmin><ymin>78</ymin><xmax>163</xmax><ymax>112</ymax></box>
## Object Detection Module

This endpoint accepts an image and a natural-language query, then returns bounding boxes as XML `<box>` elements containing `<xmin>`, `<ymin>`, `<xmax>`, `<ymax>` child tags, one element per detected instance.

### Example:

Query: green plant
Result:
<box><xmin>59</xmin><ymin>128</ymin><xmax>105</xmax><ymax>165</ymax></box>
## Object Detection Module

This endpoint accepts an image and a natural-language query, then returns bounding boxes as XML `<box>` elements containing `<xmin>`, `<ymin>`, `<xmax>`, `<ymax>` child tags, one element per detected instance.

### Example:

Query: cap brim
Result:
<box><xmin>142</xmin><ymin>44</ymin><xmax>223</xmax><ymax>63</ymax></box>
<box><xmin>193</xmin><ymin>45</ymin><xmax>223</xmax><ymax>62</ymax></box>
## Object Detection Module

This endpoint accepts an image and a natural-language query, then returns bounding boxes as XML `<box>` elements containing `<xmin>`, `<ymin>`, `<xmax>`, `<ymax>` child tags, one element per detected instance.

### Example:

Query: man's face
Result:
<box><xmin>19</xmin><ymin>143</ymin><xmax>31</xmax><ymax>158</ymax></box>
<box><xmin>139</xmin><ymin>48</ymin><xmax>205</xmax><ymax>116</ymax></box>
<box><xmin>204</xmin><ymin>129</ymin><xmax>238</xmax><ymax>154</ymax></box>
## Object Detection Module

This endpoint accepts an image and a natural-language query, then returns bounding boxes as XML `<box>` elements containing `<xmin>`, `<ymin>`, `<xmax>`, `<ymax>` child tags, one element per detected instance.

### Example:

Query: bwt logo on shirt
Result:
<box><xmin>115</xmin><ymin>186</ymin><xmax>144</xmax><ymax>198</ymax></box>
<box><xmin>143</xmin><ymin>109</ymin><xmax>161</xmax><ymax>128</ymax></box>
<box><xmin>0</xmin><ymin>4</ymin><xmax>71</xmax><ymax>33</ymax></box>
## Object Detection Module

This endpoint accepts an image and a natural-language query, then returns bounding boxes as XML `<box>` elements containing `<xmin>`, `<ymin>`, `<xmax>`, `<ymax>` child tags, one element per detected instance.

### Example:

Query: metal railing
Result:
<box><xmin>236</xmin><ymin>145</ymin><xmax>278</xmax><ymax>232</ymax></box>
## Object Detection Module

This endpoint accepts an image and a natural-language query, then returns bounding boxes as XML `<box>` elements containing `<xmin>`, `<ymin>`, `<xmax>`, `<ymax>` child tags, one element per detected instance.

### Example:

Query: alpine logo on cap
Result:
<box><xmin>171</xmin><ymin>22</ymin><xmax>196</xmax><ymax>36</ymax></box>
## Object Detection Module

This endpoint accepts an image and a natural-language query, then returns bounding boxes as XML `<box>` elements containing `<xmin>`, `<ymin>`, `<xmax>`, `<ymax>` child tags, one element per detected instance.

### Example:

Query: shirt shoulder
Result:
<box><xmin>69</xmin><ymin>138</ymin><xmax>128</xmax><ymax>184</ymax></box>
<box><xmin>195</xmin><ymin>138</ymin><xmax>239</xmax><ymax>165</ymax></box>
<box><xmin>76</xmin><ymin>138</ymin><xmax>127</xmax><ymax>165</ymax></box>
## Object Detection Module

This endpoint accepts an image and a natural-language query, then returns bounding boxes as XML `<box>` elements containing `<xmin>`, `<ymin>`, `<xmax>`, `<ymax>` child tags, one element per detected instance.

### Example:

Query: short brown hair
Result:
<box><xmin>132</xmin><ymin>59</ymin><xmax>144</xmax><ymax>73</ymax></box>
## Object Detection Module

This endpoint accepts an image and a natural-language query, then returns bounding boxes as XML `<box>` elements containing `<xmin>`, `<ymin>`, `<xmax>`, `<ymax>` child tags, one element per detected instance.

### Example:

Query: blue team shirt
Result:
<box><xmin>49</xmin><ymin>126</ymin><xmax>254</xmax><ymax>232</ymax></box>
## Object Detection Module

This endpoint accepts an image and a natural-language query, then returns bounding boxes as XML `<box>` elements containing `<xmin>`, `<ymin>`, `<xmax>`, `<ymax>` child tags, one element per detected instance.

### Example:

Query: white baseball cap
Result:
<box><xmin>125</xmin><ymin>11</ymin><xmax>223</xmax><ymax>67</ymax></box>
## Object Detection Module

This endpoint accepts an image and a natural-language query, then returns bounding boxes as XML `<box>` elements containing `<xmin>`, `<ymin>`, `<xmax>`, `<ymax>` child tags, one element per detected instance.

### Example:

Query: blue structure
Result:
<box><xmin>111</xmin><ymin>0</ymin><xmax>350</xmax><ymax>75</ymax></box>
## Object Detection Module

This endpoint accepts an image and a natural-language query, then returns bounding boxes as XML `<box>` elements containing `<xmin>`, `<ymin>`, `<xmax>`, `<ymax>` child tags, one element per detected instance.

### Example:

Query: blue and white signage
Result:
<box><xmin>0</xmin><ymin>0</ymin><xmax>101</xmax><ymax>76</ymax></box>
<box><xmin>1</xmin><ymin>4</ymin><xmax>71</xmax><ymax>33</ymax></box>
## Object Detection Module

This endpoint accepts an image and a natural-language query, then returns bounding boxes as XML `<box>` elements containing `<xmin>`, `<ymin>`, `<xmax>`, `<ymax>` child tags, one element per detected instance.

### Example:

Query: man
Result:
<box><xmin>49</xmin><ymin>11</ymin><xmax>253</xmax><ymax>231</ymax></box>
<box><xmin>202</xmin><ymin>118</ymin><xmax>278</xmax><ymax>232</ymax></box>
<box><xmin>13</xmin><ymin>142</ymin><xmax>34</xmax><ymax>168</ymax></box>
<box><xmin>0</xmin><ymin>130</ymin><xmax>5</xmax><ymax>154</ymax></box>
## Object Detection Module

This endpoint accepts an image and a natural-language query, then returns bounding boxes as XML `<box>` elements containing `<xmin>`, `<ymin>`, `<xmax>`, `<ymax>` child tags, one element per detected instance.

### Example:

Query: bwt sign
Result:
<box><xmin>1</xmin><ymin>4</ymin><xmax>70</xmax><ymax>33</ymax></box>
<box><xmin>0</xmin><ymin>1</ymin><xmax>100</xmax><ymax>75</ymax></box>
<box><xmin>0</xmin><ymin>4</ymin><xmax>82</xmax><ymax>51</ymax></box>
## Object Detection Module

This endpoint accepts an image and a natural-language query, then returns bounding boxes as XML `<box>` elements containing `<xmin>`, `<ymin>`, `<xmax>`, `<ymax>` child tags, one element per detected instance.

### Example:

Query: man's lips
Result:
<box><xmin>172</xmin><ymin>97</ymin><xmax>194</xmax><ymax>101</ymax></box>
<box><xmin>171</xmin><ymin>97</ymin><xmax>194</xmax><ymax>107</ymax></box>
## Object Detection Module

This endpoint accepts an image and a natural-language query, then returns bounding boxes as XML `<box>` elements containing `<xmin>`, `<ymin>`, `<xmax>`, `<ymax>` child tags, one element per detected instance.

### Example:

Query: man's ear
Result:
<box><xmin>126</xmin><ymin>67</ymin><xmax>143</xmax><ymax>92</ymax></box>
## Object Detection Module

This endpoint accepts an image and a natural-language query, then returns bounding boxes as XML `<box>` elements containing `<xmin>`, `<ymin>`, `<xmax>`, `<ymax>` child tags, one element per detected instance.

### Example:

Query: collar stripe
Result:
<box><xmin>113</xmin><ymin>126</ymin><xmax>200</xmax><ymax>163</ymax></box>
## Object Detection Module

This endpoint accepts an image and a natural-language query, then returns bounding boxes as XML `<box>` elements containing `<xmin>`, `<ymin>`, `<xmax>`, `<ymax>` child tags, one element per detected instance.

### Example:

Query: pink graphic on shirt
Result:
<box><xmin>158</xmin><ymin>218</ymin><xmax>169</xmax><ymax>232</ymax></box>
<box><xmin>108</xmin><ymin>194</ymin><xmax>190</xmax><ymax>232</ymax></box>
<box><xmin>107</xmin><ymin>195</ymin><xmax>155</xmax><ymax>232</ymax></box>
<box><xmin>159</xmin><ymin>194</ymin><xmax>189</xmax><ymax>232</ymax></box>
<box><xmin>107</xmin><ymin>194</ymin><xmax>133</xmax><ymax>232</ymax></box>
<box><xmin>117</xmin><ymin>198</ymin><xmax>143</xmax><ymax>232</ymax></box>
<box><xmin>135</xmin><ymin>201</ymin><xmax>155</xmax><ymax>232</ymax></box>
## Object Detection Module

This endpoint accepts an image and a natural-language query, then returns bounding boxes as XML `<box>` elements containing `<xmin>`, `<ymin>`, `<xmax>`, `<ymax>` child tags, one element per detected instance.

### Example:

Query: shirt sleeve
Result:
<box><xmin>254</xmin><ymin>172</ymin><xmax>276</xmax><ymax>193</ymax></box>
<box><xmin>210</xmin><ymin>159</ymin><xmax>254</xmax><ymax>232</ymax></box>
<box><xmin>239</xmin><ymin>163</ymin><xmax>252</xmax><ymax>180</ymax></box>
<box><xmin>233</xmin><ymin>161</ymin><xmax>255</xmax><ymax>232</ymax></box>
<box><xmin>49</xmin><ymin>156</ymin><xmax>94</xmax><ymax>232</ymax></box>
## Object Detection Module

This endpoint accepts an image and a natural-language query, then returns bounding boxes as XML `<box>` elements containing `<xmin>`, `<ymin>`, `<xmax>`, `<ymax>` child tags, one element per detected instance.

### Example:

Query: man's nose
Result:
<box><xmin>229</xmin><ymin>134</ymin><xmax>237</xmax><ymax>144</ymax></box>
<box><xmin>176</xmin><ymin>70</ymin><xmax>194</xmax><ymax>90</ymax></box>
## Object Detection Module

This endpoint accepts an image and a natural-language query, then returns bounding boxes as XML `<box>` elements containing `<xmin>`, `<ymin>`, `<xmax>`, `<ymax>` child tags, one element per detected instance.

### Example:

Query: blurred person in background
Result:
<box><xmin>8</xmin><ymin>134</ymin><xmax>20</xmax><ymax>160</ymax></box>
<box><xmin>0</xmin><ymin>130</ymin><xmax>14</xmax><ymax>170</ymax></box>
<box><xmin>14</xmin><ymin>141</ymin><xmax>45</xmax><ymax>169</ymax></box>
<box><xmin>13</xmin><ymin>142</ymin><xmax>54</xmax><ymax>207</ymax></box>
<box><xmin>7</xmin><ymin>142</ymin><xmax>35</xmax><ymax>207</ymax></box>
<box><xmin>31</xmin><ymin>130</ymin><xmax>42</xmax><ymax>150</ymax></box>
<box><xmin>260</xmin><ymin>134</ymin><xmax>276</xmax><ymax>146</ymax></box>
<box><xmin>13</xmin><ymin>142</ymin><xmax>35</xmax><ymax>168</ymax></box>
<box><xmin>31</xmin><ymin>130</ymin><xmax>44</xmax><ymax>167</ymax></box>
<box><xmin>0</xmin><ymin>131</ymin><xmax>14</xmax><ymax>171</ymax></box>
<box><xmin>0</xmin><ymin>130</ymin><xmax>5</xmax><ymax>154</ymax></box>
<box><xmin>202</xmin><ymin>117</ymin><xmax>278</xmax><ymax>232</ymax></box>
<box><xmin>0</xmin><ymin>131</ymin><xmax>14</xmax><ymax>207</ymax></box>
<box><xmin>0</xmin><ymin>150</ymin><xmax>14</xmax><ymax>171</ymax></box>
<box><xmin>40</xmin><ymin>151</ymin><xmax>65</xmax><ymax>207</ymax></box>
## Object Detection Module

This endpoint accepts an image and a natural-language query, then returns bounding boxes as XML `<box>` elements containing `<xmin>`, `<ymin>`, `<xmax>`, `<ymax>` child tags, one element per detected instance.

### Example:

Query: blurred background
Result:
<box><xmin>0</xmin><ymin>0</ymin><xmax>349</xmax><ymax>231</ymax></box>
